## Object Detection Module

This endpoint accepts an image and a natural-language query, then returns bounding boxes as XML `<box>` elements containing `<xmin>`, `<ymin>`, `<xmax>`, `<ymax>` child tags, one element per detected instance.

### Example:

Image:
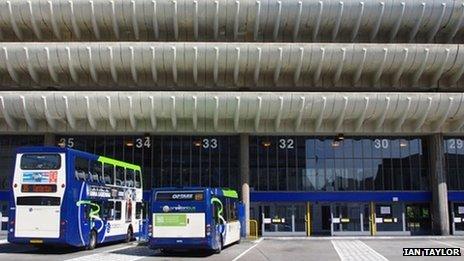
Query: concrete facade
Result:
<box><xmin>0</xmin><ymin>0</ymin><xmax>463</xmax><ymax>236</ymax></box>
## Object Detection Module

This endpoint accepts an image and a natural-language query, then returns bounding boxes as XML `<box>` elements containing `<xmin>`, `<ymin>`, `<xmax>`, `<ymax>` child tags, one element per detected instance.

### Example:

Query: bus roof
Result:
<box><xmin>153</xmin><ymin>187</ymin><xmax>238</xmax><ymax>199</ymax></box>
<box><xmin>16</xmin><ymin>146</ymin><xmax>141</xmax><ymax>171</ymax></box>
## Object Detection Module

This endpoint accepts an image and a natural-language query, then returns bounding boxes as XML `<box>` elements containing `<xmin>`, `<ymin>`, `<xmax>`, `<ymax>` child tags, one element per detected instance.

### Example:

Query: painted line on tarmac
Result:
<box><xmin>232</xmin><ymin>237</ymin><xmax>263</xmax><ymax>261</ymax></box>
<box><xmin>432</xmin><ymin>240</ymin><xmax>464</xmax><ymax>250</ymax></box>
<box><xmin>65</xmin><ymin>244</ymin><xmax>145</xmax><ymax>261</ymax></box>
<box><xmin>332</xmin><ymin>240</ymin><xmax>389</xmax><ymax>261</ymax></box>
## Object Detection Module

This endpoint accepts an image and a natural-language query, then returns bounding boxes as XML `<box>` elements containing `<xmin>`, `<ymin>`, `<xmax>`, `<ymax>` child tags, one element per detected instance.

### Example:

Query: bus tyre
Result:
<box><xmin>87</xmin><ymin>230</ymin><xmax>97</xmax><ymax>250</ymax></box>
<box><xmin>125</xmin><ymin>227</ymin><xmax>133</xmax><ymax>243</ymax></box>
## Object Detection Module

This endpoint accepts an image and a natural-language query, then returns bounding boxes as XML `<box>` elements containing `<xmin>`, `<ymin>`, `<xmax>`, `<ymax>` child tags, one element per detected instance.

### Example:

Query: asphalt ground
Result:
<box><xmin>0</xmin><ymin>237</ymin><xmax>464</xmax><ymax>261</ymax></box>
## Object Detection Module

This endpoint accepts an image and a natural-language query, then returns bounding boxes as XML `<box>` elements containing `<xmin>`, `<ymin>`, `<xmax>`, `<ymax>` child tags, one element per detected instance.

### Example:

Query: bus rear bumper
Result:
<box><xmin>149</xmin><ymin>237</ymin><xmax>212</xmax><ymax>251</ymax></box>
<box><xmin>8</xmin><ymin>236</ymin><xmax>80</xmax><ymax>247</ymax></box>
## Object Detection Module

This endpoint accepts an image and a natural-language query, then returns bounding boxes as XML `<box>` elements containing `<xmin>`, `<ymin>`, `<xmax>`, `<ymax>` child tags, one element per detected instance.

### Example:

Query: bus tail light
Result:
<box><xmin>9</xmin><ymin>220</ymin><xmax>14</xmax><ymax>232</ymax></box>
<box><xmin>148</xmin><ymin>224</ymin><xmax>153</xmax><ymax>237</ymax></box>
<box><xmin>13</xmin><ymin>183</ymin><xmax>17</xmax><ymax>188</ymax></box>
<box><xmin>61</xmin><ymin>184</ymin><xmax>65</xmax><ymax>188</ymax></box>
<box><xmin>206</xmin><ymin>224</ymin><xmax>211</xmax><ymax>236</ymax></box>
<box><xmin>60</xmin><ymin>220</ymin><xmax>67</xmax><ymax>234</ymax></box>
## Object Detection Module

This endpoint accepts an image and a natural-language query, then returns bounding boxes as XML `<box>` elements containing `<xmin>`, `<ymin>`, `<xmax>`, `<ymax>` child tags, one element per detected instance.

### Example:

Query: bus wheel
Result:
<box><xmin>125</xmin><ymin>227</ymin><xmax>133</xmax><ymax>243</ymax></box>
<box><xmin>87</xmin><ymin>230</ymin><xmax>97</xmax><ymax>250</ymax></box>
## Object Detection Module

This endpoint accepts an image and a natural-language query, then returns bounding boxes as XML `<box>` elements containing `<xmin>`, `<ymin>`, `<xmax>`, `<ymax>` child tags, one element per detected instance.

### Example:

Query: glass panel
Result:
<box><xmin>332</xmin><ymin>203</ymin><xmax>368</xmax><ymax>232</ymax></box>
<box><xmin>21</xmin><ymin>154</ymin><xmax>61</xmax><ymax>170</ymax></box>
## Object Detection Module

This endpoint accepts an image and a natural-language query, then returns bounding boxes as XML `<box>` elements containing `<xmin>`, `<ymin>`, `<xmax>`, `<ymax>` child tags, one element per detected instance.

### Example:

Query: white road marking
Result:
<box><xmin>232</xmin><ymin>237</ymin><xmax>263</xmax><ymax>261</ymax></box>
<box><xmin>332</xmin><ymin>240</ymin><xmax>388</xmax><ymax>261</ymax></box>
<box><xmin>65</xmin><ymin>244</ymin><xmax>148</xmax><ymax>261</ymax></box>
<box><xmin>432</xmin><ymin>240</ymin><xmax>464</xmax><ymax>249</ymax></box>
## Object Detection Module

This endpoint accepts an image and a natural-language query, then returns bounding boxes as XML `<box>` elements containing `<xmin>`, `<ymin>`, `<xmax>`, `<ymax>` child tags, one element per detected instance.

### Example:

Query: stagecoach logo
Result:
<box><xmin>162</xmin><ymin>205</ymin><xmax>170</xmax><ymax>212</ymax></box>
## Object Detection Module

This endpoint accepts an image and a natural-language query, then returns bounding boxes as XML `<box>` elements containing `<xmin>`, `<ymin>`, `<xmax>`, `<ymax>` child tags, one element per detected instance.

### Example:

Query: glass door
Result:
<box><xmin>259</xmin><ymin>203</ymin><xmax>307</xmax><ymax>236</ymax></box>
<box><xmin>331</xmin><ymin>203</ymin><xmax>370</xmax><ymax>236</ymax></box>
<box><xmin>374</xmin><ymin>202</ymin><xmax>409</xmax><ymax>235</ymax></box>
<box><xmin>405</xmin><ymin>203</ymin><xmax>431</xmax><ymax>235</ymax></box>
<box><xmin>451</xmin><ymin>202</ymin><xmax>464</xmax><ymax>235</ymax></box>
<box><xmin>0</xmin><ymin>201</ymin><xmax>7</xmax><ymax>230</ymax></box>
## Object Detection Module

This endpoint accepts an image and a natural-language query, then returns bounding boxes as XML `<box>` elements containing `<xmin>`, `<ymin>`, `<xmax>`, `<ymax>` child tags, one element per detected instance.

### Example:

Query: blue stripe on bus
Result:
<box><xmin>250</xmin><ymin>191</ymin><xmax>432</xmax><ymax>202</ymax></box>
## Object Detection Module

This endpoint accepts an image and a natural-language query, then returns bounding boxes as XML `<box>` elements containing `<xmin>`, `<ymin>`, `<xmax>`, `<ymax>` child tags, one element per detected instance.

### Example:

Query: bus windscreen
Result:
<box><xmin>20</xmin><ymin>154</ymin><xmax>61</xmax><ymax>170</ymax></box>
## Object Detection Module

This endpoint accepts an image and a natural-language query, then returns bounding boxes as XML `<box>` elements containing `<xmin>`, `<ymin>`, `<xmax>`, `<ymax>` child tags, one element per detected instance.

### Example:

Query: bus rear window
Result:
<box><xmin>155</xmin><ymin>192</ymin><xmax>204</xmax><ymax>201</ymax></box>
<box><xmin>16</xmin><ymin>196</ymin><xmax>60</xmax><ymax>206</ymax></box>
<box><xmin>20</xmin><ymin>154</ymin><xmax>61</xmax><ymax>170</ymax></box>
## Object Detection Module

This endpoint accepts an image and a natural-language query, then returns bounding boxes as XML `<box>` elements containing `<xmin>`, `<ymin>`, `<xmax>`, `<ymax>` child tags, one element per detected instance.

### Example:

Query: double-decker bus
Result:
<box><xmin>148</xmin><ymin>187</ymin><xmax>241</xmax><ymax>253</ymax></box>
<box><xmin>8</xmin><ymin>146</ymin><xmax>144</xmax><ymax>249</ymax></box>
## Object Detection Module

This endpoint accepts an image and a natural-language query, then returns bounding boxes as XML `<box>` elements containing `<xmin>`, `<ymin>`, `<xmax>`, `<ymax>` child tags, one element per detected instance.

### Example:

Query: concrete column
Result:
<box><xmin>240</xmin><ymin>134</ymin><xmax>250</xmax><ymax>236</ymax></box>
<box><xmin>44</xmin><ymin>133</ymin><xmax>56</xmax><ymax>146</ymax></box>
<box><xmin>428</xmin><ymin>133</ymin><xmax>449</xmax><ymax>235</ymax></box>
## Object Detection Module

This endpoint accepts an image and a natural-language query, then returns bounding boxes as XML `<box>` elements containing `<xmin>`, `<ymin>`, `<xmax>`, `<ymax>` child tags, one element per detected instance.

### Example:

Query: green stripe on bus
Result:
<box><xmin>222</xmin><ymin>189</ymin><xmax>238</xmax><ymax>198</ymax></box>
<box><xmin>97</xmin><ymin>156</ymin><xmax>141</xmax><ymax>171</ymax></box>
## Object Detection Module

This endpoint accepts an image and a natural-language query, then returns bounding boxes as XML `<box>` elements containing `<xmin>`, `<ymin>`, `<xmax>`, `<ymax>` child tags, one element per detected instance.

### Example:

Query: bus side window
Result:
<box><xmin>135</xmin><ymin>202</ymin><xmax>143</xmax><ymax>219</ymax></box>
<box><xmin>212</xmin><ymin>204</ymin><xmax>219</xmax><ymax>224</ymax></box>
<box><xmin>229</xmin><ymin>201</ymin><xmax>237</xmax><ymax>221</ymax></box>
<box><xmin>104</xmin><ymin>201</ymin><xmax>115</xmax><ymax>221</ymax></box>
<box><xmin>74</xmin><ymin>157</ymin><xmax>89</xmax><ymax>180</ymax></box>
<box><xmin>126</xmin><ymin>169</ymin><xmax>134</xmax><ymax>187</ymax></box>
<box><xmin>103</xmin><ymin>163</ymin><xmax>114</xmax><ymax>185</ymax></box>
<box><xmin>89</xmin><ymin>161</ymin><xmax>102</xmax><ymax>183</ymax></box>
<box><xmin>115</xmin><ymin>166</ymin><xmax>124</xmax><ymax>186</ymax></box>
<box><xmin>114</xmin><ymin>201</ymin><xmax>122</xmax><ymax>220</ymax></box>
<box><xmin>135</xmin><ymin>170</ymin><xmax>141</xmax><ymax>188</ymax></box>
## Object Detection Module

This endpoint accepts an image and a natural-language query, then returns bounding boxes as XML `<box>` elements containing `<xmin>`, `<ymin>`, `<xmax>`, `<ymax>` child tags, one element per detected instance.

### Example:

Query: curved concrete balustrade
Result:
<box><xmin>0</xmin><ymin>91</ymin><xmax>463</xmax><ymax>134</ymax></box>
<box><xmin>0</xmin><ymin>0</ymin><xmax>462</xmax><ymax>43</ymax></box>
<box><xmin>0</xmin><ymin>42</ymin><xmax>463</xmax><ymax>90</ymax></box>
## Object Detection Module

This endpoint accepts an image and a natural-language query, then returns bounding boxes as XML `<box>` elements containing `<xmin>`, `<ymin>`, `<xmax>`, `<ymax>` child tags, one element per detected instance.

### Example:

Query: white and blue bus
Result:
<box><xmin>8</xmin><ymin>146</ymin><xmax>144</xmax><ymax>249</ymax></box>
<box><xmin>149</xmin><ymin>187</ymin><xmax>242</xmax><ymax>253</ymax></box>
